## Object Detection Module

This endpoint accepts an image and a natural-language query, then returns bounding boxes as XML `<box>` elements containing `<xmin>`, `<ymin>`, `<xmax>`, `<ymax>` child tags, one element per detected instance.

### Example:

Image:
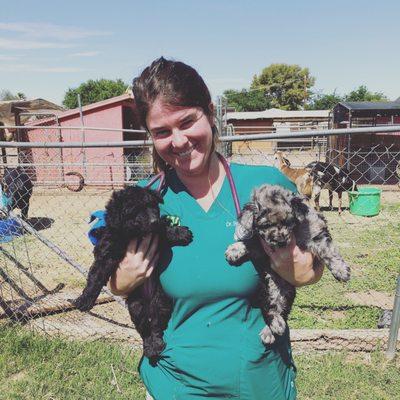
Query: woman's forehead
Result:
<box><xmin>147</xmin><ymin>99</ymin><xmax>201</xmax><ymax>128</ymax></box>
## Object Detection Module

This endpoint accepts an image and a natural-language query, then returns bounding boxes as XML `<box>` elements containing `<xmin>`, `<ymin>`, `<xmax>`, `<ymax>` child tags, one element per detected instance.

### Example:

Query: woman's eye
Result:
<box><xmin>153</xmin><ymin>130</ymin><xmax>170</xmax><ymax>137</ymax></box>
<box><xmin>181</xmin><ymin>119</ymin><xmax>194</xmax><ymax>129</ymax></box>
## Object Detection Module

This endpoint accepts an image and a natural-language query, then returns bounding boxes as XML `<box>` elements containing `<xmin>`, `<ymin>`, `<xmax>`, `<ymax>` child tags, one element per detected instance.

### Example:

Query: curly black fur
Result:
<box><xmin>73</xmin><ymin>185</ymin><xmax>193</xmax><ymax>363</ymax></box>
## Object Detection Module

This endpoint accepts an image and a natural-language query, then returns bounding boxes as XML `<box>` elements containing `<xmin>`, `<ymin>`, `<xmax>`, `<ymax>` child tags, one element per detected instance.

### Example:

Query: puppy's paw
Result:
<box><xmin>225</xmin><ymin>242</ymin><xmax>247</xmax><ymax>266</ymax></box>
<box><xmin>259</xmin><ymin>325</ymin><xmax>275</xmax><ymax>344</ymax></box>
<box><xmin>144</xmin><ymin>334</ymin><xmax>166</xmax><ymax>365</ymax></box>
<box><xmin>73</xmin><ymin>295</ymin><xmax>96</xmax><ymax>312</ymax></box>
<box><xmin>331</xmin><ymin>261</ymin><xmax>351</xmax><ymax>282</ymax></box>
<box><xmin>270</xmin><ymin>314</ymin><xmax>286</xmax><ymax>336</ymax></box>
<box><xmin>180</xmin><ymin>226</ymin><xmax>193</xmax><ymax>245</ymax></box>
<box><xmin>170</xmin><ymin>226</ymin><xmax>193</xmax><ymax>246</ymax></box>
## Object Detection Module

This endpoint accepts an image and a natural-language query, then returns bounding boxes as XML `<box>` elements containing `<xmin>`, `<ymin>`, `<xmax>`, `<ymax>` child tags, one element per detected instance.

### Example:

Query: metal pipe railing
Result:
<box><xmin>1</xmin><ymin>125</ymin><xmax>146</xmax><ymax>134</ymax></box>
<box><xmin>1</xmin><ymin>125</ymin><xmax>400</xmax><ymax>148</ymax></box>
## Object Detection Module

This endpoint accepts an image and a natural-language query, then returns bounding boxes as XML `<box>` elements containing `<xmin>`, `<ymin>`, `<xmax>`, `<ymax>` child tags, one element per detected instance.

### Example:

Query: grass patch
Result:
<box><xmin>0</xmin><ymin>326</ymin><xmax>145</xmax><ymax>400</ymax></box>
<box><xmin>289</xmin><ymin>203</ymin><xmax>400</xmax><ymax>329</ymax></box>
<box><xmin>296</xmin><ymin>351</ymin><xmax>400</xmax><ymax>400</ymax></box>
<box><xmin>1</xmin><ymin>326</ymin><xmax>399</xmax><ymax>400</ymax></box>
<box><xmin>289</xmin><ymin>305</ymin><xmax>382</xmax><ymax>329</ymax></box>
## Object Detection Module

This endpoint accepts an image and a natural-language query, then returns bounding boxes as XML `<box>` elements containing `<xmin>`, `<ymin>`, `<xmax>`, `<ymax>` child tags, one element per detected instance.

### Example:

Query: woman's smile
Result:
<box><xmin>174</xmin><ymin>145</ymin><xmax>195</xmax><ymax>159</ymax></box>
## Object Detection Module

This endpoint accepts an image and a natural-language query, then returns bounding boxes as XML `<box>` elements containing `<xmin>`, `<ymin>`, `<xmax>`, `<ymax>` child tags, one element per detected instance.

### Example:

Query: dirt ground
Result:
<box><xmin>1</xmin><ymin>182</ymin><xmax>399</xmax><ymax>343</ymax></box>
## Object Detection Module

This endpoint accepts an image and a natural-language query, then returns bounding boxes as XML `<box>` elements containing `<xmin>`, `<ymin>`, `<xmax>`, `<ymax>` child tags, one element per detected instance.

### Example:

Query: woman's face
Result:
<box><xmin>146</xmin><ymin>98</ymin><xmax>214</xmax><ymax>178</ymax></box>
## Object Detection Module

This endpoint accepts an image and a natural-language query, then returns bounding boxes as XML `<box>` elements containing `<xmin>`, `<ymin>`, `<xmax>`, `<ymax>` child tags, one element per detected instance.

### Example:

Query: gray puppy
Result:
<box><xmin>225</xmin><ymin>184</ymin><xmax>350</xmax><ymax>344</ymax></box>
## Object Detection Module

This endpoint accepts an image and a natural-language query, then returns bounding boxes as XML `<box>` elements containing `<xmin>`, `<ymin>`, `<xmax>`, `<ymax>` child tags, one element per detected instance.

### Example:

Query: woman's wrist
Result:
<box><xmin>107</xmin><ymin>265</ymin><xmax>141</xmax><ymax>296</ymax></box>
<box><xmin>270</xmin><ymin>252</ymin><xmax>314</xmax><ymax>287</ymax></box>
<box><xmin>290</xmin><ymin>258</ymin><xmax>324</xmax><ymax>287</ymax></box>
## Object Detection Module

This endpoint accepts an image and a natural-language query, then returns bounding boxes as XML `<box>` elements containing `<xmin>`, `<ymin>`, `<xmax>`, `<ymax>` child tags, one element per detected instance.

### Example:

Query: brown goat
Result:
<box><xmin>274</xmin><ymin>151</ymin><xmax>314</xmax><ymax>198</ymax></box>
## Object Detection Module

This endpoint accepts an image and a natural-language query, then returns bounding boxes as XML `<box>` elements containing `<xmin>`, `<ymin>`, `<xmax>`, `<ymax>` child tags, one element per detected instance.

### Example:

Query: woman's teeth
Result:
<box><xmin>178</xmin><ymin>147</ymin><xmax>194</xmax><ymax>157</ymax></box>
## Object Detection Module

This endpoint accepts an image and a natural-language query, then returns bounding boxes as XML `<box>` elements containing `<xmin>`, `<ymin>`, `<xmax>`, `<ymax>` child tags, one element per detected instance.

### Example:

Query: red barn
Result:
<box><xmin>23</xmin><ymin>93</ymin><xmax>149</xmax><ymax>187</ymax></box>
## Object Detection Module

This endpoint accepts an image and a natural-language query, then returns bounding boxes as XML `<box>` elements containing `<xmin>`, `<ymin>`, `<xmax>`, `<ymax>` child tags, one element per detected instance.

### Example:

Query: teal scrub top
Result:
<box><xmin>139</xmin><ymin>163</ymin><xmax>298</xmax><ymax>400</ymax></box>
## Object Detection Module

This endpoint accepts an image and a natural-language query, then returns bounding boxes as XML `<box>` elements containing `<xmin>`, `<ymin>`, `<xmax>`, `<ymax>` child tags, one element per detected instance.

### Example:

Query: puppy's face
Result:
<box><xmin>106</xmin><ymin>186</ymin><xmax>163</xmax><ymax>235</ymax></box>
<box><xmin>254</xmin><ymin>187</ymin><xmax>295</xmax><ymax>248</ymax></box>
<box><xmin>238</xmin><ymin>185</ymin><xmax>296</xmax><ymax>248</ymax></box>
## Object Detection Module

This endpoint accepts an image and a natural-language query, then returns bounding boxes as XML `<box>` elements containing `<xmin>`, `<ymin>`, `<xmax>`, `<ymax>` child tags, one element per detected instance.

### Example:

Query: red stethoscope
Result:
<box><xmin>145</xmin><ymin>152</ymin><xmax>242</xmax><ymax>219</ymax></box>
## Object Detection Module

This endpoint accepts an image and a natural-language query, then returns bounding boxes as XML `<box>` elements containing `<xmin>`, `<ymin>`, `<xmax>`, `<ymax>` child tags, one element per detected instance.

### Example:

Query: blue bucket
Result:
<box><xmin>0</xmin><ymin>218</ymin><xmax>24</xmax><ymax>243</ymax></box>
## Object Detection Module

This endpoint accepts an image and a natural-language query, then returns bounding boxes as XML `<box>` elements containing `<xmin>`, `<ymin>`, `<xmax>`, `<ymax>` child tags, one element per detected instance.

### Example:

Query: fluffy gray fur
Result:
<box><xmin>225</xmin><ymin>184</ymin><xmax>350</xmax><ymax>344</ymax></box>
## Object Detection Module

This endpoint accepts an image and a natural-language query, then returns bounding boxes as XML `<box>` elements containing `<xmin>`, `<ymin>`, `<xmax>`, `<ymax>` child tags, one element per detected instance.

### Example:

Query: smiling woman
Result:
<box><xmin>106</xmin><ymin>57</ymin><xmax>323</xmax><ymax>400</ymax></box>
<box><xmin>132</xmin><ymin>58</ymin><xmax>218</xmax><ymax>177</ymax></box>
<box><xmin>146</xmin><ymin>102</ymin><xmax>214</xmax><ymax>179</ymax></box>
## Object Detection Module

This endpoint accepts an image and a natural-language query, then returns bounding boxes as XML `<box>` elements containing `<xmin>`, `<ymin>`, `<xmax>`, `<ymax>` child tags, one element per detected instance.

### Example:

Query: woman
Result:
<box><xmin>108</xmin><ymin>57</ymin><xmax>324</xmax><ymax>400</ymax></box>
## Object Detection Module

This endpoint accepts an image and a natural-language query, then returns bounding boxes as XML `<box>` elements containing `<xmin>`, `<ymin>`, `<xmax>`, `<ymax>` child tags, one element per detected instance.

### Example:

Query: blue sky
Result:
<box><xmin>1</xmin><ymin>0</ymin><xmax>399</xmax><ymax>106</ymax></box>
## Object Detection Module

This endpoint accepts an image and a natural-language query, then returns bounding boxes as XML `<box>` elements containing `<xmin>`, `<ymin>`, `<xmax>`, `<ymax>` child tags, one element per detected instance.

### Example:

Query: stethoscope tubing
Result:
<box><xmin>145</xmin><ymin>153</ymin><xmax>241</xmax><ymax>218</ymax></box>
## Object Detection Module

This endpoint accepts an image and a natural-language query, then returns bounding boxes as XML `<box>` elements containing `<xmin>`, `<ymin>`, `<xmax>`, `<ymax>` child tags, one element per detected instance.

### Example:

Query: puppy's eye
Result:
<box><xmin>257</xmin><ymin>220</ymin><xmax>271</xmax><ymax>229</ymax></box>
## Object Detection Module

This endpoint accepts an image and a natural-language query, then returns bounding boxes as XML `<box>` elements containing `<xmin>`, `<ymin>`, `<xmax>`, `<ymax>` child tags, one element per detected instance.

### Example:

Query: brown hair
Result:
<box><xmin>132</xmin><ymin>57</ymin><xmax>218</xmax><ymax>172</ymax></box>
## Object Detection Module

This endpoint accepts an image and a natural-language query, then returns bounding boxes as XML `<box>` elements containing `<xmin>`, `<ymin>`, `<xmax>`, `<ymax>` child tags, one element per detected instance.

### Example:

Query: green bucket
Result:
<box><xmin>348</xmin><ymin>187</ymin><xmax>382</xmax><ymax>217</ymax></box>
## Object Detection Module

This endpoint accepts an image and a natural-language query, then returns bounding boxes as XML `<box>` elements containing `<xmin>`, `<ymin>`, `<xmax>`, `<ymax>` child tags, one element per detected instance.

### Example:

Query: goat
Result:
<box><xmin>306</xmin><ymin>161</ymin><xmax>357</xmax><ymax>214</ymax></box>
<box><xmin>274</xmin><ymin>151</ymin><xmax>314</xmax><ymax>199</ymax></box>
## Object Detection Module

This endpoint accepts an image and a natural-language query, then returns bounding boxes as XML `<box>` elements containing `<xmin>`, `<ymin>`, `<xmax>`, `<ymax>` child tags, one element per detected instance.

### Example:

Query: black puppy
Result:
<box><xmin>74</xmin><ymin>185</ymin><xmax>193</xmax><ymax>362</ymax></box>
<box><xmin>1</xmin><ymin>167</ymin><xmax>33</xmax><ymax>220</ymax></box>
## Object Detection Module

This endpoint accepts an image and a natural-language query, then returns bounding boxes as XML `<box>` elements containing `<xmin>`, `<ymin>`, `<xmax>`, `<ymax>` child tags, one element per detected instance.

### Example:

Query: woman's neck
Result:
<box><xmin>176</xmin><ymin>152</ymin><xmax>225</xmax><ymax>204</ymax></box>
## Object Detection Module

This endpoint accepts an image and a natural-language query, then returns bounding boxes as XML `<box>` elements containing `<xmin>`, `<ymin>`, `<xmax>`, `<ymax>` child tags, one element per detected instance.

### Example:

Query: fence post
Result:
<box><xmin>386</xmin><ymin>275</ymin><xmax>400</xmax><ymax>360</ymax></box>
<box><xmin>216</xmin><ymin>95</ymin><xmax>230</xmax><ymax>157</ymax></box>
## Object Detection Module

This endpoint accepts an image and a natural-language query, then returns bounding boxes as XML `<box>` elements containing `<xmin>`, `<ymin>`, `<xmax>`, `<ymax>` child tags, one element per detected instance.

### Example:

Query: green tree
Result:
<box><xmin>344</xmin><ymin>85</ymin><xmax>388</xmax><ymax>102</ymax></box>
<box><xmin>0</xmin><ymin>90</ymin><xmax>26</xmax><ymax>101</ymax></box>
<box><xmin>307</xmin><ymin>90</ymin><xmax>343</xmax><ymax>110</ymax></box>
<box><xmin>62</xmin><ymin>78</ymin><xmax>128</xmax><ymax>109</ymax></box>
<box><xmin>223</xmin><ymin>88</ymin><xmax>271</xmax><ymax>112</ymax></box>
<box><xmin>250</xmin><ymin>63</ymin><xmax>315</xmax><ymax>110</ymax></box>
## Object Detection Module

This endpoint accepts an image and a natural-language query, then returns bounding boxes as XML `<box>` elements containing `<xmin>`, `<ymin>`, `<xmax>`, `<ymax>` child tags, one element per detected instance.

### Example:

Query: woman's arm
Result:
<box><xmin>259</xmin><ymin>235</ymin><xmax>324</xmax><ymax>287</ymax></box>
<box><xmin>107</xmin><ymin>234</ymin><xmax>159</xmax><ymax>296</ymax></box>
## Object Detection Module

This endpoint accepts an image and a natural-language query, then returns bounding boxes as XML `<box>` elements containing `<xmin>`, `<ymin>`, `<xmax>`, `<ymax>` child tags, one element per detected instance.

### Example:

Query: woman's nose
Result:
<box><xmin>171</xmin><ymin>130</ymin><xmax>188</xmax><ymax>148</ymax></box>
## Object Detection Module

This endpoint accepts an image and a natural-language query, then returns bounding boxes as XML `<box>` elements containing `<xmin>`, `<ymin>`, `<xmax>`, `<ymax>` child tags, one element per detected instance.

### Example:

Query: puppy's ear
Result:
<box><xmin>234</xmin><ymin>202</ymin><xmax>257</xmax><ymax>240</ymax></box>
<box><xmin>148</xmin><ymin>188</ymin><xmax>164</xmax><ymax>204</ymax></box>
<box><xmin>290</xmin><ymin>195</ymin><xmax>309</xmax><ymax>222</ymax></box>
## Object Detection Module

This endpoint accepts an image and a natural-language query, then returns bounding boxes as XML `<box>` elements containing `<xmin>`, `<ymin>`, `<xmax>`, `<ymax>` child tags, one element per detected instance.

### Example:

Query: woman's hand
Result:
<box><xmin>107</xmin><ymin>234</ymin><xmax>159</xmax><ymax>296</ymax></box>
<box><xmin>259</xmin><ymin>235</ymin><xmax>324</xmax><ymax>287</ymax></box>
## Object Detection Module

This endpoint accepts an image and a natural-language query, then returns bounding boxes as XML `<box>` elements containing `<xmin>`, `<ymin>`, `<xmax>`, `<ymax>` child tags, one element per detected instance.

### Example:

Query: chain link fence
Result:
<box><xmin>0</xmin><ymin>125</ymin><xmax>399</xmax><ymax>358</ymax></box>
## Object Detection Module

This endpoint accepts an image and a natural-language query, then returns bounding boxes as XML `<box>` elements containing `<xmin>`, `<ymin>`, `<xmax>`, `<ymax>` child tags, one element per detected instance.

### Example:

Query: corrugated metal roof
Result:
<box><xmin>227</xmin><ymin>108</ymin><xmax>330</xmax><ymax>120</ymax></box>
<box><xmin>51</xmin><ymin>93</ymin><xmax>133</xmax><ymax>120</ymax></box>
<box><xmin>338</xmin><ymin>101</ymin><xmax>400</xmax><ymax>111</ymax></box>
<box><xmin>0</xmin><ymin>98</ymin><xmax>64</xmax><ymax>125</ymax></box>
<box><xmin>26</xmin><ymin>93</ymin><xmax>133</xmax><ymax>127</ymax></box>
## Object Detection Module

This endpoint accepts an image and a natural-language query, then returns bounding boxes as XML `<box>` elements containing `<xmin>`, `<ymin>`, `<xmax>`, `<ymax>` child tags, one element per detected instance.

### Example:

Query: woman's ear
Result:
<box><xmin>208</xmin><ymin>102</ymin><xmax>214</xmax><ymax>115</ymax></box>
<box><xmin>207</xmin><ymin>102</ymin><xmax>215</xmax><ymax>126</ymax></box>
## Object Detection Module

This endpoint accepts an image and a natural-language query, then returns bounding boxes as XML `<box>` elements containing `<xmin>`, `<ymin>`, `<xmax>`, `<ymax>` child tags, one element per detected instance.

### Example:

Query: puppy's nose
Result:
<box><xmin>148</xmin><ymin>215</ymin><xmax>159</xmax><ymax>229</ymax></box>
<box><xmin>276</xmin><ymin>233</ymin><xmax>290</xmax><ymax>247</ymax></box>
<box><xmin>150</xmin><ymin>219</ymin><xmax>158</xmax><ymax>228</ymax></box>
